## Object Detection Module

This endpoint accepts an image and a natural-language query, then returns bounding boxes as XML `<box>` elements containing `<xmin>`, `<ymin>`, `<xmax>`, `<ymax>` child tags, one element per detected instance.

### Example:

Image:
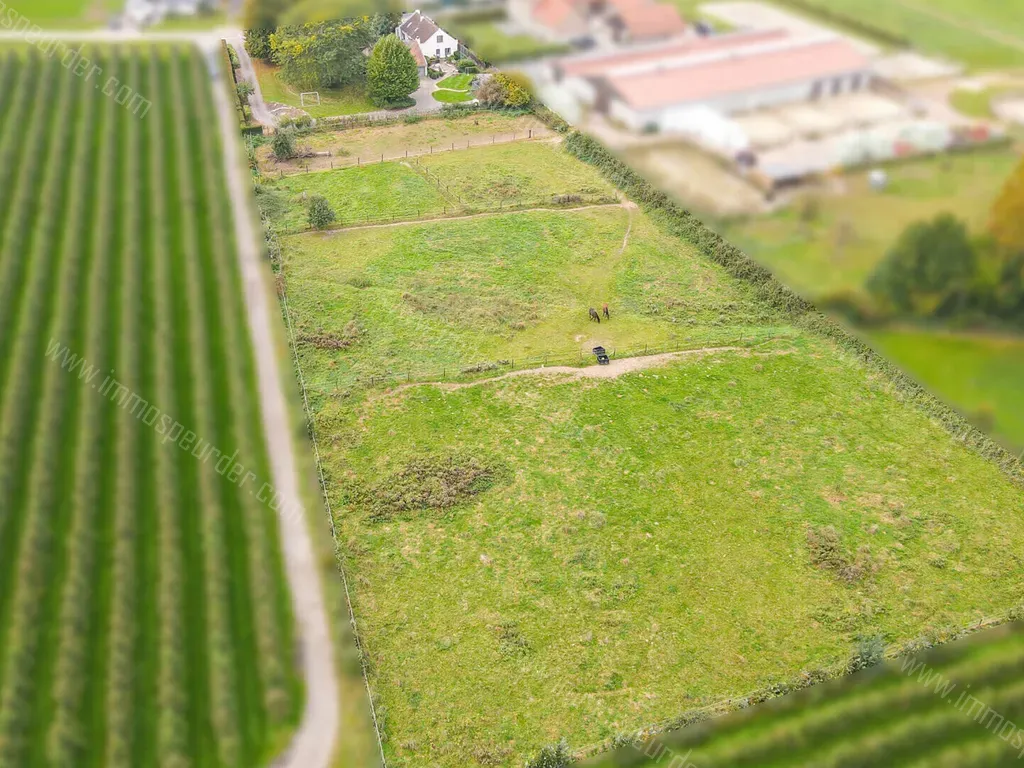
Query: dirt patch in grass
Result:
<box><xmin>354</xmin><ymin>454</ymin><xmax>508</xmax><ymax>522</ymax></box>
<box><xmin>298</xmin><ymin>319</ymin><xmax>362</xmax><ymax>349</ymax></box>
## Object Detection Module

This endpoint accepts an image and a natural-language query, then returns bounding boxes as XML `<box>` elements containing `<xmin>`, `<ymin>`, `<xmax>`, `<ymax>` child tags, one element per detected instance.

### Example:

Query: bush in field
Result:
<box><xmin>244</xmin><ymin>27</ymin><xmax>273</xmax><ymax>60</ymax></box>
<box><xmin>367</xmin><ymin>34</ymin><xmax>419</xmax><ymax>107</ymax></box>
<box><xmin>271</xmin><ymin>128</ymin><xmax>296</xmax><ymax>160</ymax></box>
<box><xmin>866</xmin><ymin>213</ymin><xmax>976</xmax><ymax>316</ymax></box>
<box><xmin>307</xmin><ymin>195</ymin><xmax>336</xmax><ymax>230</ymax></box>
<box><xmin>526</xmin><ymin>739</ymin><xmax>572</xmax><ymax>768</ymax></box>
<box><xmin>848</xmin><ymin>635</ymin><xmax>887</xmax><ymax>673</ymax></box>
<box><xmin>476</xmin><ymin>73</ymin><xmax>531</xmax><ymax>108</ymax></box>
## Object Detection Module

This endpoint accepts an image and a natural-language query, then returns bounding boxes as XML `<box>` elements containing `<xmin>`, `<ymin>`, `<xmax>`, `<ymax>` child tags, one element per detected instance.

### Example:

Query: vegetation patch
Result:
<box><xmin>806</xmin><ymin>525</ymin><xmax>877</xmax><ymax>583</ymax></box>
<box><xmin>433</xmin><ymin>89</ymin><xmax>475</xmax><ymax>104</ymax></box>
<box><xmin>351</xmin><ymin>454</ymin><xmax>508</xmax><ymax>522</ymax></box>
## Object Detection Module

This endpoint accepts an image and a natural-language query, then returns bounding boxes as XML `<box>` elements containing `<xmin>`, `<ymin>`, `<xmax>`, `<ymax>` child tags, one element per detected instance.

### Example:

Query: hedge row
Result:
<box><xmin>556</xmin><ymin>127</ymin><xmax>1024</xmax><ymax>489</ymax></box>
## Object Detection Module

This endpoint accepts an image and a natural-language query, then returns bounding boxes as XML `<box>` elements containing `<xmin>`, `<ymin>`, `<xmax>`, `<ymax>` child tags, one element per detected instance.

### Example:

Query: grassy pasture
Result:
<box><xmin>253</xmin><ymin>60</ymin><xmax>376</xmax><ymax>119</ymax></box>
<box><xmin>448</xmin><ymin>20</ymin><xmax>571</xmax><ymax>63</ymax></box>
<box><xmin>262</xmin><ymin>162</ymin><xmax>448</xmax><ymax>231</ymax></box>
<box><xmin>256</xmin><ymin>112</ymin><xmax>549</xmax><ymax>173</ymax></box>
<box><xmin>281</xmin><ymin>206</ymin><xmax>784</xmax><ymax>391</ymax></box>
<box><xmin>0</xmin><ymin>46</ymin><xmax>298</xmax><ymax>766</ymax></box>
<box><xmin>770</xmin><ymin>0</ymin><xmax>1024</xmax><ymax>69</ymax></box>
<box><xmin>415</xmin><ymin>140</ymin><xmax>618</xmax><ymax>206</ymax></box>
<box><xmin>866</xmin><ymin>327</ymin><xmax>1024</xmax><ymax>452</ymax></box>
<box><xmin>720</xmin><ymin>148</ymin><xmax>1019</xmax><ymax>300</ymax></box>
<box><xmin>315</xmin><ymin>336</ymin><xmax>1024</xmax><ymax>767</ymax></box>
<box><xmin>585</xmin><ymin>622</ymin><xmax>1024</xmax><ymax>768</ymax></box>
<box><xmin>274</xmin><ymin>119</ymin><xmax>1024</xmax><ymax>767</ymax></box>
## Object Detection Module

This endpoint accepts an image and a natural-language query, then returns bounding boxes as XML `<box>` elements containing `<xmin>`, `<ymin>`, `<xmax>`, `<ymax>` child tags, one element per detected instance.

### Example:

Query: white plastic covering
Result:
<box><xmin>659</xmin><ymin>105</ymin><xmax>750</xmax><ymax>154</ymax></box>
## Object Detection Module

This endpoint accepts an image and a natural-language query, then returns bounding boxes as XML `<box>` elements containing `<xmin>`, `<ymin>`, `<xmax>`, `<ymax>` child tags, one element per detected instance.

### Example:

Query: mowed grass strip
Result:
<box><xmin>415</xmin><ymin>140</ymin><xmax>618</xmax><ymax>206</ymax></box>
<box><xmin>322</xmin><ymin>338</ymin><xmax>1024</xmax><ymax>766</ymax></box>
<box><xmin>0</xmin><ymin>46</ymin><xmax>299</xmax><ymax>766</ymax></box>
<box><xmin>265</xmin><ymin>162</ymin><xmax>448</xmax><ymax>230</ymax></box>
<box><xmin>281</xmin><ymin>206</ymin><xmax>785</xmax><ymax>391</ymax></box>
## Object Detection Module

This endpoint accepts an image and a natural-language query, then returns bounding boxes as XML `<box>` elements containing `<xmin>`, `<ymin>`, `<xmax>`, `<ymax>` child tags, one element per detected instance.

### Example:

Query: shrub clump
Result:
<box><xmin>806</xmin><ymin>525</ymin><xmax>875</xmax><ymax>583</ymax></box>
<box><xmin>526</xmin><ymin>739</ymin><xmax>572</xmax><ymax>768</ymax></box>
<box><xmin>308</xmin><ymin>194</ymin><xmax>336</xmax><ymax>230</ymax></box>
<box><xmin>356</xmin><ymin>454</ymin><xmax>507</xmax><ymax>522</ymax></box>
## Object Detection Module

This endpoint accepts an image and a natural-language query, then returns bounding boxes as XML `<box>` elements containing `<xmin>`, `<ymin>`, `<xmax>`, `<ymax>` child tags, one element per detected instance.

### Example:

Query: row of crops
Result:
<box><xmin>0</xmin><ymin>46</ymin><xmax>300</xmax><ymax>766</ymax></box>
<box><xmin>584</xmin><ymin>623</ymin><xmax>1024</xmax><ymax>768</ymax></box>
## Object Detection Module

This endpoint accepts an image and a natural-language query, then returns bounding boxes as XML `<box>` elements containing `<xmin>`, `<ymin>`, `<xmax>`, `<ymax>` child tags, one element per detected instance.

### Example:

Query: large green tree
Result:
<box><xmin>366</xmin><ymin>34</ymin><xmax>419</xmax><ymax>107</ymax></box>
<box><xmin>269</xmin><ymin>19</ymin><xmax>372</xmax><ymax>91</ymax></box>
<box><xmin>988</xmin><ymin>157</ymin><xmax>1024</xmax><ymax>320</ymax></box>
<box><xmin>867</xmin><ymin>213</ymin><xmax>977</xmax><ymax>316</ymax></box>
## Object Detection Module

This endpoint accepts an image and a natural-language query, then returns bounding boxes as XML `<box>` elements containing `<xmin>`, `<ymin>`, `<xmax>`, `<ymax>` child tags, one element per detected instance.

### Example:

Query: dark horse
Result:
<box><xmin>589</xmin><ymin>307</ymin><xmax>601</xmax><ymax>323</ymax></box>
<box><xmin>602</xmin><ymin>303</ymin><xmax>610</xmax><ymax>319</ymax></box>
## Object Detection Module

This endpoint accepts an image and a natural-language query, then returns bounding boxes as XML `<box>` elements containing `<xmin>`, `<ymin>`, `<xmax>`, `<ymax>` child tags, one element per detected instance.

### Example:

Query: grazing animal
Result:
<box><xmin>602</xmin><ymin>303</ymin><xmax>610</xmax><ymax>319</ymax></box>
<box><xmin>589</xmin><ymin>307</ymin><xmax>601</xmax><ymax>323</ymax></box>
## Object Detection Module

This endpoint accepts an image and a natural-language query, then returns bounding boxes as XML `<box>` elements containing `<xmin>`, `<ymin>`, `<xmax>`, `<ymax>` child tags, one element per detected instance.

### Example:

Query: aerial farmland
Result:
<box><xmin>262</xmin><ymin>110</ymin><xmax>1024</xmax><ymax>767</ymax></box>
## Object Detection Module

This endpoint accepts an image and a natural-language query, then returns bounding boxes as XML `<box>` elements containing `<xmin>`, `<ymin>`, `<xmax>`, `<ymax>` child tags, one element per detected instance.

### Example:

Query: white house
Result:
<box><xmin>396</xmin><ymin>10</ymin><xmax>460</xmax><ymax>60</ymax></box>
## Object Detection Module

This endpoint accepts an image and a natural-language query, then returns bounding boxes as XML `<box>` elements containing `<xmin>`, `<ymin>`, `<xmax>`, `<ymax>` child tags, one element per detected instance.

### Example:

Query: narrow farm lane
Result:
<box><xmin>204</xmin><ymin>45</ymin><xmax>340</xmax><ymax>768</ymax></box>
<box><xmin>227</xmin><ymin>32</ymin><xmax>277</xmax><ymax>128</ymax></box>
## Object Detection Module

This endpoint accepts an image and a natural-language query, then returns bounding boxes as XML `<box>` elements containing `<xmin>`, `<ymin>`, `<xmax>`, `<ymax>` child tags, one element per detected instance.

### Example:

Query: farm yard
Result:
<box><xmin>269</xmin><ymin>115</ymin><xmax>1024</xmax><ymax>767</ymax></box>
<box><xmin>0</xmin><ymin>45</ymin><xmax>300</xmax><ymax>767</ymax></box>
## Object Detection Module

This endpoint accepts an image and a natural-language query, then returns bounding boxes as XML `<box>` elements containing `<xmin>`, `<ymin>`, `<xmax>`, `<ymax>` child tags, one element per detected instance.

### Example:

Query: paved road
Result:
<box><xmin>226</xmin><ymin>31</ymin><xmax>277</xmax><ymax>128</ymax></box>
<box><xmin>203</xmin><ymin>43</ymin><xmax>340</xmax><ymax>768</ymax></box>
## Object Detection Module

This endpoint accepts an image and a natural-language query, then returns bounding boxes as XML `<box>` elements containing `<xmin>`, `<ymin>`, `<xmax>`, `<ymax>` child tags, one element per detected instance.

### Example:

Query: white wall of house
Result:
<box><xmin>425</xmin><ymin>29</ymin><xmax>460</xmax><ymax>59</ymax></box>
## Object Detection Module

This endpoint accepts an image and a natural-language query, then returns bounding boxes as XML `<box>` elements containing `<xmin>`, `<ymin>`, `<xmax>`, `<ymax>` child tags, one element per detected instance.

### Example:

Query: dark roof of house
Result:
<box><xmin>399</xmin><ymin>11</ymin><xmax>440</xmax><ymax>43</ymax></box>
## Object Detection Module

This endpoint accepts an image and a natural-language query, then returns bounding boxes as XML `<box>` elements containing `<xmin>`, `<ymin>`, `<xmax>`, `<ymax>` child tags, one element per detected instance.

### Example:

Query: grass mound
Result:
<box><xmin>353</xmin><ymin>454</ymin><xmax>508</xmax><ymax>522</ymax></box>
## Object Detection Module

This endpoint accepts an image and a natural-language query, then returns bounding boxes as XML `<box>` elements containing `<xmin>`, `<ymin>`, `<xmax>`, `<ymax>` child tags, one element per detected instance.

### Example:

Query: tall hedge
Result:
<box><xmin>367</xmin><ymin>34</ymin><xmax>420</xmax><ymax>107</ymax></box>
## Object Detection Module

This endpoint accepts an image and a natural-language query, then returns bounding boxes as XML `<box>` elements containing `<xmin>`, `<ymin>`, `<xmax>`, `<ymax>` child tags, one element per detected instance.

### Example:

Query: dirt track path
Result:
<box><xmin>313</xmin><ymin>201</ymin><xmax>624</xmax><ymax>235</ymax></box>
<box><xmin>372</xmin><ymin>346</ymin><xmax>750</xmax><ymax>402</ymax></box>
<box><xmin>206</xmin><ymin>44</ymin><xmax>340</xmax><ymax>768</ymax></box>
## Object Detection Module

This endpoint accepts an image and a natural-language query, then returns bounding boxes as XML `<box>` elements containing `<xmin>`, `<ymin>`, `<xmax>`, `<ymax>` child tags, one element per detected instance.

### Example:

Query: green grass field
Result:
<box><xmin>415</xmin><ymin>140</ymin><xmax>618</xmax><ymax>206</ymax></box>
<box><xmin>282</xmin><ymin>206</ymin><xmax>784</xmax><ymax>390</ymax></box>
<box><xmin>275</xmin><ymin>129</ymin><xmax>1024</xmax><ymax>767</ymax></box>
<box><xmin>720</xmin><ymin>148</ymin><xmax>1020</xmax><ymax>301</ymax></box>
<box><xmin>253</xmin><ymin>60</ymin><xmax>376</xmax><ymax>119</ymax></box>
<box><xmin>770</xmin><ymin>0</ymin><xmax>1024</xmax><ymax>69</ymax></box>
<box><xmin>262</xmin><ymin>162</ymin><xmax>448</xmax><ymax>230</ymax></box>
<box><xmin>584</xmin><ymin>621</ymin><xmax>1024</xmax><ymax>767</ymax></box>
<box><xmin>0</xmin><ymin>46</ymin><xmax>299</xmax><ymax>766</ymax></box>
<box><xmin>448</xmin><ymin>20</ymin><xmax>571</xmax><ymax>63</ymax></box>
<box><xmin>866</xmin><ymin>328</ymin><xmax>1024</xmax><ymax>452</ymax></box>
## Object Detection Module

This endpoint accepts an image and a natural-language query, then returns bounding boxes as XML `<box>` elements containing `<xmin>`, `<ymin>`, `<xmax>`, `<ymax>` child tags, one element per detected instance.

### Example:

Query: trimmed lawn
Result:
<box><xmin>416</xmin><ymin>141</ymin><xmax>618</xmax><ymax>206</ymax></box>
<box><xmin>720</xmin><ymin>148</ymin><xmax>1020</xmax><ymax>300</ymax></box>
<box><xmin>253</xmin><ymin>60</ymin><xmax>376</xmax><ymax>119</ymax></box>
<box><xmin>263</xmin><ymin>163</ymin><xmax>447</xmax><ymax>231</ymax></box>
<box><xmin>436</xmin><ymin>74</ymin><xmax>475</xmax><ymax>91</ymax></box>
<box><xmin>865</xmin><ymin>327</ymin><xmax>1024</xmax><ymax>452</ymax></box>
<box><xmin>432</xmin><ymin>89</ymin><xmax>475</xmax><ymax>104</ymax></box>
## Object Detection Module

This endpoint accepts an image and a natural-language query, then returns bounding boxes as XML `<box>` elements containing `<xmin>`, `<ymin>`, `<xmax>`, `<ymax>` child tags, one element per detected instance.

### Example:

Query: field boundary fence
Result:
<box><xmin>276</xmin><ymin>191</ymin><xmax>620</xmax><ymax>234</ymax></box>
<box><xmin>274</xmin><ymin>127</ymin><xmax>552</xmax><ymax>176</ymax></box>
<box><xmin>303</xmin><ymin>332</ymin><xmax>785</xmax><ymax>394</ymax></box>
<box><xmin>276</xmin><ymin>249</ymin><xmax>390</xmax><ymax>767</ymax></box>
